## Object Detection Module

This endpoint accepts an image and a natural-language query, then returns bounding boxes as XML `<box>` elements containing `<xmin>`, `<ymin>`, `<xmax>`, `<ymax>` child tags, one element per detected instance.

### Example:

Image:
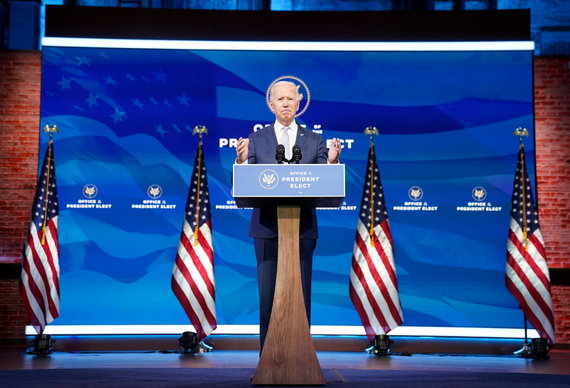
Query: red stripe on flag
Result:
<box><xmin>174</xmin><ymin>251</ymin><xmax>216</xmax><ymax>329</ymax></box>
<box><xmin>172</xmin><ymin>144</ymin><xmax>216</xmax><ymax>340</ymax></box>
<box><xmin>350</xmin><ymin>143</ymin><xmax>403</xmax><ymax>340</ymax></box>
<box><xmin>178</xmin><ymin>233</ymin><xmax>215</xmax><ymax>311</ymax></box>
<box><xmin>350</xmin><ymin>247</ymin><xmax>392</xmax><ymax>334</ymax></box>
<box><xmin>355</xmin><ymin>231</ymin><xmax>402</xmax><ymax>327</ymax></box>
<box><xmin>506</xmin><ymin>250</ymin><xmax>554</xmax><ymax>325</ymax></box>
<box><xmin>349</xmin><ymin>281</ymin><xmax>376</xmax><ymax>339</ymax></box>
<box><xmin>46</xmin><ymin>221</ymin><xmax>61</xmax><ymax>290</ymax></box>
<box><xmin>505</xmin><ymin>145</ymin><xmax>554</xmax><ymax>344</ymax></box>
<box><xmin>171</xmin><ymin>275</ymin><xmax>209</xmax><ymax>339</ymax></box>
<box><xmin>21</xmin><ymin>249</ymin><xmax>47</xmax><ymax>331</ymax></box>
<box><xmin>179</xmin><ymin>227</ymin><xmax>215</xmax><ymax>299</ymax></box>
<box><xmin>508</xmin><ymin>231</ymin><xmax>551</xmax><ymax>291</ymax></box>
<box><xmin>373</xmin><ymin>221</ymin><xmax>399</xmax><ymax>292</ymax></box>
<box><xmin>20</xmin><ymin>141</ymin><xmax>60</xmax><ymax>335</ymax></box>
<box><xmin>38</xmin><ymin>223</ymin><xmax>60</xmax><ymax>319</ymax></box>
<box><xmin>505</xmin><ymin>275</ymin><xmax>554</xmax><ymax>344</ymax></box>
<box><xmin>527</xmin><ymin>232</ymin><xmax>547</xmax><ymax>268</ymax></box>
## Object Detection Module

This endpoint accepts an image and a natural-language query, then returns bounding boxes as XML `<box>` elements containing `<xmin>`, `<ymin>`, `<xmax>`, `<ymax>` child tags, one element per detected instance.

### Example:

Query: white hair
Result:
<box><xmin>269</xmin><ymin>80</ymin><xmax>303</xmax><ymax>102</ymax></box>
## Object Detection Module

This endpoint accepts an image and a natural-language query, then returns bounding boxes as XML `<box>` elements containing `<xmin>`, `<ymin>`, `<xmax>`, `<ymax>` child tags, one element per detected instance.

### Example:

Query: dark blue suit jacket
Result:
<box><xmin>246</xmin><ymin>124</ymin><xmax>328</xmax><ymax>239</ymax></box>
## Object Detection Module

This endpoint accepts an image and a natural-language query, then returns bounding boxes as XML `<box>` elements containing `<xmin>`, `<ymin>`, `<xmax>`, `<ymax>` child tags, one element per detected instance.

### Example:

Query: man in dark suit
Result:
<box><xmin>236</xmin><ymin>80</ymin><xmax>341</xmax><ymax>350</ymax></box>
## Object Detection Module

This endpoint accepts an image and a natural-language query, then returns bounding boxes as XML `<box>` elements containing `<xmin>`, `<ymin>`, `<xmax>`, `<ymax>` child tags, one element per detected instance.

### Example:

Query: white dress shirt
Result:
<box><xmin>274</xmin><ymin>121</ymin><xmax>298</xmax><ymax>160</ymax></box>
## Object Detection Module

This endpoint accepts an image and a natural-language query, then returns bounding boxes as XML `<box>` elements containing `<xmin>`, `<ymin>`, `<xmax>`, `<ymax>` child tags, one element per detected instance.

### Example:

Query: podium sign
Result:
<box><xmin>232</xmin><ymin>163</ymin><xmax>345</xmax><ymax>208</ymax></box>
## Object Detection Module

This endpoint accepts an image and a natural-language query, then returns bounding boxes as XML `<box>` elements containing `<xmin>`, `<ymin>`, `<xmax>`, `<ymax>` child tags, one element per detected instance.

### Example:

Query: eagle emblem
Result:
<box><xmin>147</xmin><ymin>184</ymin><xmax>163</xmax><ymax>199</ymax></box>
<box><xmin>83</xmin><ymin>184</ymin><xmax>98</xmax><ymax>199</ymax></box>
<box><xmin>259</xmin><ymin>169</ymin><xmax>279</xmax><ymax>189</ymax></box>
<box><xmin>472</xmin><ymin>186</ymin><xmax>487</xmax><ymax>201</ymax></box>
<box><xmin>262</xmin><ymin>173</ymin><xmax>276</xmax><ymax>186</ymax></box>
<box><xmin>408</xmin><ymin>186</ymin><xmax>423</xmax><ymax>201</ymax></box>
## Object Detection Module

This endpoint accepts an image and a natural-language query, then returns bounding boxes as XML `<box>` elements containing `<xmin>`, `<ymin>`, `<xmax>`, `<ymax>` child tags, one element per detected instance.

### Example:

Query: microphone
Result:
<box><xmin>291</xmin><ymin>145</ymin><xmax>302</xmax><ymax>164</ymax></box>
<box><xmin>276</xmin><ymin>144</ymin><xmax>286</xmax><ymax>164</ymax></box>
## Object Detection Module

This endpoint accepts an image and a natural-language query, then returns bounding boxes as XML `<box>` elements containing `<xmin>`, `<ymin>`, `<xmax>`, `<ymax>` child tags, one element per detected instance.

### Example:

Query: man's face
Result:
<box><xmin>269</xmin><ymin>83</ymin><xmax>299</xmax><ymax>126</ymax></box>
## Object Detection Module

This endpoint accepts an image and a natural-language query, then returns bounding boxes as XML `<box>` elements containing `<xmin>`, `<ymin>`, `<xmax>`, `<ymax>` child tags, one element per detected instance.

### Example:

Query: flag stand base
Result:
<box><xmin>366</xmin><ymin>334</ymin><xmax>393</xmax><ymax>357</ymax></box>
<box><xmin>513</xmin><ymin>339</ymin><xmax>550</xmax><ymax>360</ymax></box>
<box><xmin>513</xmin><ymin>342</ymin><xmax>533</xmax><ymax>358</ymax></box>
<box><xmin>178</xmin><ymin>331</ymin><xmax>214</xmax><ymax>354</ymax></box>
<box><xmin>26</xmin><ymin>334</ymin><xmax>55</xmax><ymax>356</ymax></box>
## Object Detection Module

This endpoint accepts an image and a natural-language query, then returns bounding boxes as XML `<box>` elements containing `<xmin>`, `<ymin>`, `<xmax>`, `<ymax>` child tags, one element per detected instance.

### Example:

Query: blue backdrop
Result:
<box><xmin>38</xmin><ymin>44</ymin><xmax>535</xmax><ymax>331</ymax></box>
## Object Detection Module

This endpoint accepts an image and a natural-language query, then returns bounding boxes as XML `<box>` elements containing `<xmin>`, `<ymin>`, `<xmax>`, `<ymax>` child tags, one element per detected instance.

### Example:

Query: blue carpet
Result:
<box><xmin>0</xmin><ymin>368</ymin><xmax>569</xmax><ymax>387</ymax></box>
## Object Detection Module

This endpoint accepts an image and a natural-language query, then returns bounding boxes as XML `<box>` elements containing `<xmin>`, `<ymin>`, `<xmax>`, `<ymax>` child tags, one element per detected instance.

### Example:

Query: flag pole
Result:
<box><xmin>506</xmin><ymin>126</ymin><xmax>554</xmax><ymax>358</ymax></box>
<box><xmin>25</xmin><ymin>124</ymin><xmax>60</xmax><ymax>355</ymax></box>
<box><xmin>360</xmin><ymin>126</ymin><xmax>398</xmax><ymax>356</ymax></box>
<box><xmin>514</xmin><ymin>309</ymin><xmax>533</xmax><ymax>358</ymax></box>
<box><xmin>191</xmin><ymin>125</ymin><xmax>208</xmax><ymax>247</ymax></box>
<box><xmin>172</xmin><ymin>124</ymin><xmax>215</xmax><ymax>353</ymax></box>
<box><xmin>512</xmin><ymin>127</ymin><xmax>533</xmax><ymax>359</ymax></box>
<box><xmin>515</xmin><ymin>127</ymin><xmax>529</xmax><ymax>252</ymax></box>
<box><xmin>363</xmin><ymin>126</ymin><xmax>379</xmax><ymax>247</ymax></box>
<box><xmin>40</xmin><ymin>125</ymin><xmax>58</xmax><ymax>245</ymax></box>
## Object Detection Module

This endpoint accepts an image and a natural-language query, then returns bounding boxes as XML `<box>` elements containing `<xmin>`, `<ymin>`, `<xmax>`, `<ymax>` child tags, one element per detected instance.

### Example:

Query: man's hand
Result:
<box><xmin>327</xmin><ymin>138</ymin><xmax>342</xmax><ymax>164</ymax></box>
<box><xmin>236</xmin><ymin>137</ymin><xmax>249</xmax><ymax>164</ymax></box>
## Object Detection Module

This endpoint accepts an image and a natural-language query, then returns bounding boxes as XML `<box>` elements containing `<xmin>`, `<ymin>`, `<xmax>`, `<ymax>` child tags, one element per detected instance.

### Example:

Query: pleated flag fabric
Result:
<box><xmin>172</xmin><ymin>143</ymin><xmax>216</xmax><ymax>339</ymax></box>
<box><xmin>506</xmin><ymin>142</ymin><xmax>555</xmax><ymax>344</ymax></box>
<box><xmin>20</xmin><ymin>140</ymin><xmax>60</xmax><ymax>335</ymax></box>
<box><xmin>350</xmin><ymin>143</ymin><xmax>403</xmax><ymax>340</ymax></box>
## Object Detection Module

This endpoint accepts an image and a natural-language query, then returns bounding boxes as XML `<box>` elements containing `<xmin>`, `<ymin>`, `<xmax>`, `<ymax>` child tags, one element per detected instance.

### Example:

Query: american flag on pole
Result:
<box><xmin>172</xmin><ymin>142</ymin><xmax>217</xmax><ymax>339</ymax></box>
<box><xmin>20</xmin><ymin>140</ymin><xmax>60</xmax><ymax>335</ymax></box>
<box><xmin>350</xmin><ymin>143</ymin><xmax>403</xmax><ymax>340</ymax></box>
<box><xmin>506</xmin><ymin>141</ymin><xmax>555</xmax><ymax>344</ymax></box>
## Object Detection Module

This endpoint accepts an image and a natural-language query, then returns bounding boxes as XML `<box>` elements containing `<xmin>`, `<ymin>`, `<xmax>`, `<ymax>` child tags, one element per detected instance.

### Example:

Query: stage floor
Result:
<box><xmin>1</xmin><ymin>345</ymin><xmax>570</xmax><ymax>387</ymax></box>
<box><xmin>1</xmin><ymin>347</ymin><xmax>569</xmax><ymax>375</ymax></box>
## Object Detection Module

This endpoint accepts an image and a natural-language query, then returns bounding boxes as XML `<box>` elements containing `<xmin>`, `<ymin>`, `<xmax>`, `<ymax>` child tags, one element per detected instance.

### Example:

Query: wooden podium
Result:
<box><xmin>233</xmin><ymin>164</ymin><xmax>345</xmax><ymax>386</ymax></box>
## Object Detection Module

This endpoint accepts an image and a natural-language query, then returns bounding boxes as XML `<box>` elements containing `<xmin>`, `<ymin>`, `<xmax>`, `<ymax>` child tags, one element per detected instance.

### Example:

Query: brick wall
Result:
<box><xmin>0</xmin><ymin>51</ymin><xmax>40</xmax><ymax>263</ymax></box>
<box><xmin>552</xmin><ymin>286</ymin><xmax>570</xmax><ymax>345</ymax></box>
<box><xmin>0</xmin><ymin>51</ymin><xmax>40</xmax><ymax>342</ymax></box>
<box><xmin>534</xmin><ymin>56</ymin><xmax>570</xmax><ymax>344</ymax></box>
<box><xmin>0</xmin><ymin>51</ymin><xmax>568</xmax><ymax>344</ymax></box>
<box><xmin>0</xmin><ymin>277</ymin><xmax>28</xmax><ymax>342</ymax></box>
<box><xmin>534</xmin><ymin>57</ymin><xmax>570</xmax><ymax>268</ymax></box>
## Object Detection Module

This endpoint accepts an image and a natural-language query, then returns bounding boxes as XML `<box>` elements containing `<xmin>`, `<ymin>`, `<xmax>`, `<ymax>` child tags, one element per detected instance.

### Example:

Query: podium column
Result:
<box><xmin>251</xmin><ymin>205</ymin><xmax>325</xmax><ymax>385</ymax></box>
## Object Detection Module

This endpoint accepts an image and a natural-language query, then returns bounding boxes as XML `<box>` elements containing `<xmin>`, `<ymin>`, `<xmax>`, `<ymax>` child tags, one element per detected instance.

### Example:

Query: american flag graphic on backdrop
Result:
<box><xmin>350</xmin><ymin>143</ymin><xmax>403</xmax><ymax>340</ymax></box>
<box><xmin>506</xmin><ymin>143</ymin><xmax>555</xmax><ymax>344</ymax></box>
<box><xmin>172</xmin><ymin>143</ymin><xmax>216</xmax><ymax>339</ymax></box>
<box><xmin>20</xmin><ymin>140</ymin><xmax>60</xmax><ymax>335</ymax></box>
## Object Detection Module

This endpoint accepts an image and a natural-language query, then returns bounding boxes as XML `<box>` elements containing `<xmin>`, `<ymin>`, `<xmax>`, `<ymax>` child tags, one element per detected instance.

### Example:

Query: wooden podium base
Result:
<box><xmin>251</xmin><ymin>206</ymin><xmax>325</xmax><ymax>386</ymax></box>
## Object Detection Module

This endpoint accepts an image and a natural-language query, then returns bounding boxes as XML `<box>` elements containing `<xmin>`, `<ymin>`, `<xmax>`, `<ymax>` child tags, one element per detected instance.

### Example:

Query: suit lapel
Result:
<box><xmin>295</xmin><ymin>126</ymin><xmax>308</xmax><ymax>149</ymax></box>
<box><xmin>262</xmin><ymin>124</ymin><xmax>278</xmax><ymax>151</ymax></box>
<box><xmin>261</xmin><ymin>124</ymin><xmax>309</xmax><ymax>162</ymax></box>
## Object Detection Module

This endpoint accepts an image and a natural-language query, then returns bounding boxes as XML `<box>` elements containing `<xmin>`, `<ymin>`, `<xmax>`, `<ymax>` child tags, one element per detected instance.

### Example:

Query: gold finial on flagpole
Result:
<box><xmin>43</xmin><ymin>124</ymin><xmax>59</xmax><ymax>141</ymax></box>
<box><xmin>192</xmin><ymin>125</ymin><xmax>208</xmax><ymax>144</ymax></box>
<box><xmin>513</xmin><ymin>127</ymin><xmax>528</xmax><ymax>145</ymax></box>
<box><xmin>363</xmin><ymin>126</ymin><xmax>379</xmax><ymax>144</ymax></box>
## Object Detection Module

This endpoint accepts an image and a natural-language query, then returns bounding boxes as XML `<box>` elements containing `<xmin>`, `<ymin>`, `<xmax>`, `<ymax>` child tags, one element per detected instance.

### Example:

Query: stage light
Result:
<box><xmin>530</xmin><ymin>338</ymin><xmax>550</xmax><ymax>360</ymax></box>
<box><xmin>27</xmin><ymin>334</ymin><xmax>54</xmax><ymax>356</ymax></box>
<box><xmin>514</xmin><ymin>342</ymin><xmax>533</xmax><ymax>358</ymax></box>
<box><xmin>366</xmin><ymin>334</ymin><xmax>393</xmax><ymax>356</ymax></box>
<box><xmin>178</xmin><ymin>331</ymin><xmax>200</xmax><ymax>354</ymax></box>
